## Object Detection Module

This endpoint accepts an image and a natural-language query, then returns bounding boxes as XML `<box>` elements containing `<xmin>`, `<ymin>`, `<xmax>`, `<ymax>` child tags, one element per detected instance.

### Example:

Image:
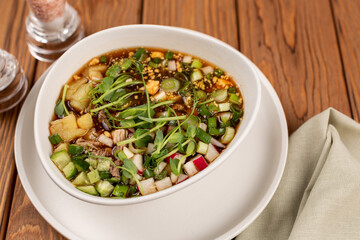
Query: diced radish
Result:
<box><xmin>98</xmin><ymin>134</ymin><xmax>113</xmax><ymax>147</ymax></box>
<box><xmin>210</xmin><ymin>138</ymin><xmax>226</xmax><ymax>148</ymax></box>
<box><xmin>167</xmin><ymin>125</ymin><xmax>175</xmax><ymax>134</ymax></box>
<box><xmin>205</xmin><ymin>143</ymin><xmax>219</xmax><ymax>162</ymax></box>
<box><xmin>200</xmin><ymin>66</ymin><xmax>214</xmax><ymax>75</ymax></box>
<box><xmin>155</xmin><ymin>177</ymin><xmax>172</xmax><ymax>191</ymax></box>
<box><xmin>166</xmin><ymin>153</ymin><xmax>185</xmax><ymax>163</ymax></box>
<box><xmin>123</xmin><ymin>146</ymin><xmax>134</xmax><ymax>159</ymax></box>
<box><xmin>183</xmin><ymin>56</ymin><xmax>192</xmax><ymax>63</ymax></box>
<box><xmin>154</xmin><ymin>161</ymin><xmax>167</xmax><ymax>175</ymax></box>
<box><xmin>176</xmin><ymin>174</ymin><xmax>189</xmax><ymax>184</ymax></box>
<box><xmin>131</xmin><ymin>154</ymin><xmax>144</xmax><ymax>174</ymax></box>
<box><xmin>130</xmin><ymin>174</ymin><xmax>142</xmax><ymax>185</ymax></box>
<box><xmin>199</xmin><ymin>122</ymin><xmax>207</xmax><ymax>131</ymax></box>
<box><xmin>140</xmin><ymin>178</ymin><xmax>157</xmax><ymax>195</ymax></box>
<box><xmin>167</xmin><ymin>60</ymin><xmax>176</xmax><ymax>71</ymax></box>
<box><xmin>146</xmin><ymin>143</ymin><xmax>155</xmax><ymax>154</ymax></box>
<box><xmin>170</xmin><ymin>172</ymin><xmax>178</xmax><ymax>184</ymax></box>
<box><xmin>183</xmin><ymin>161</ymin><xmax>198</xmax><ymax>176</ymax></box>
<box><xmin>191</xmin><ymin>155</ymin><xmax>208</xmax><ymax>171</ymax></box>
<box><xmin>154</xmin><ymin>91</ymin><xmax>167</xmax><ymax>101</ymax></box>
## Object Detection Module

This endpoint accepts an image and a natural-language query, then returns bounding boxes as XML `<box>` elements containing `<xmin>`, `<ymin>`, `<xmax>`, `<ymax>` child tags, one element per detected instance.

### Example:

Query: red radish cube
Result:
<box><xmin>205</xmin><ymin>143</ymin><xmax>219</xmax><ymax>163</ymax></box>
<box><xmin>183</xmin><ymin>161</ymin><xmax>198</xmax><ymax>176</ymax></box>
<box><xmin>166</xmin><ymin>153</ymin><xmax>185</xmax><ymax>163</ymax></box>
<box><xmin>155</xmin><ymin>177</ymin><xmax>172</xmax><ymax>191</ymax></box>
<box><xmin>139</xmin><ymin>178</ymin><xmax>157</xmax><ymax>195</ymax></box>
<box><xmin>191</xmin><ymin>155</ymin><xmax>208</xmax><ymax>171</ymax></box>
<box><xmin>176</xmin><ymin>174</ymin><xmax>189</xmax><ymax>184</ymax></box>
<box><xmin>131</xmin><ymin>154</ymin><xmax>144</xmax><ymax>174</ymax></box>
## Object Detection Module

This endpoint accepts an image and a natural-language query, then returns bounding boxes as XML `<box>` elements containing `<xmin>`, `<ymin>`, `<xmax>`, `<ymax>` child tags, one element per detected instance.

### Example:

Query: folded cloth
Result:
<box><xmin>236</xmin><ymin>108</ymin><xmax>360</xmax><ymax>240</ymax></box>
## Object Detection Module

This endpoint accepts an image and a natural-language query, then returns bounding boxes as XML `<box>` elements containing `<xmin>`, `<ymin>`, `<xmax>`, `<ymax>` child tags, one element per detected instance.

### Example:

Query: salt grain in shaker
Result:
<box><xmin>0</xmin><ymin>49</ymin><xmax>28</xmax><ymax>113</ymax></box>
<box><xmin>25</xmin><ymin>0</ymin><xmax>84</xmax><ymax>62</ymax></box>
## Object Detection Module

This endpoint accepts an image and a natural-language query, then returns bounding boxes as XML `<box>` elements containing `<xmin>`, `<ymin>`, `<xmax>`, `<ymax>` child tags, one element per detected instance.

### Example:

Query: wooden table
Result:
<box><xmin>0</xmin><ymin>0</ymin><xmax>359</xmax><ymax>239</ymax></box>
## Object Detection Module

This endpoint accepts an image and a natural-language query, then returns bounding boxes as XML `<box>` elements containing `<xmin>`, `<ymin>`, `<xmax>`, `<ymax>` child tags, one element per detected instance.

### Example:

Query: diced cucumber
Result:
<box><xmin>99</xmin><ymin>171</ymin><xmax>111</xmax><ymax>179</ymax></box>
<box><xmin>197</xmin><ymin>141</ymin><xmax>209</xmax><ymax>155</ymax></box>
<box><xmin>95</xmin><ymin>180</ymin><xmax>115</xmax><ymax>197</ymax></box>
<box><xmin>97</xmin><ymin>159</ymin><xmax>111</xmax><ymax>171</ymax></box>
<box><xmin>87</xmin><ymin>170</ymin><xmax>101</xmax><ymax>184</ymax></box>
<box><xmin>219</xmin><ymin>103</ymin><xmax>230</xmax><ymax>112</ymax></box>
<box><xmin>73</xmin><ymin>156</ymin><xmax>90</xmax><ymax>172</ymax></box>
<box><xmin>54</xmin><ymin>143</ymin><xmax>68</xmax><ymax>153</ymax></box>
<box><xmin>76</xmin><ymin>185</ymin><xmax>98</xmax><ymax>196</ymax></box>
<box><xmin>63</xmin><ymin>162</ymin><xmax>77</xmax><ymax>179</ymax></box>
<box><xmin>221</xmin><ymin>127</ymin><xmax>235</xmax><ymax>144</ymax></box>
<box><xmin>72</xmin><ymin>172</ymin><xmax>90</xmax><ymax>186</ymax></box>
<box><xmin>196</xmin><ymin>128</ymin><xmax>211</xmax><ymax>144</ymax></box>
<box><xmin>112</xmin><ymin>184</ymin><xmax>129</xmax><ymax>198</ymax></box>
<box><xmin>85</xmin><ymin>158</ymin><xmax>98</xmax><ymax>169</ymax></box>
<box><xmin>190</xmin><ymin>70</ymin><xmax>203</xmax><ymax>82</ymax></box>
<box><xmin>50</xmin><ymin>150</ymin><xmax>71</xmax><ymax>170</ymax></box>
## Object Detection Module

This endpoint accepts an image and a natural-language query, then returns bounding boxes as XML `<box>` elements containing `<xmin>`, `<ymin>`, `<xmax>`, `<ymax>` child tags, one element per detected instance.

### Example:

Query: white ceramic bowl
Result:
<box><xmin>34</xmin><ymin>25</ymin><xmax>261</xmax><ymax>206</ymax></box>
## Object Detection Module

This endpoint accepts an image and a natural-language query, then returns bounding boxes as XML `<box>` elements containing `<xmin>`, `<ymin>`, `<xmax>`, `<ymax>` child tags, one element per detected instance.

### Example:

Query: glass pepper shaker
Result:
<box><xmin>25</xmin><ymin>0</ymin><xmax>85</xmax><ymax>62</ymax></box>
<box><xmin>0</xmin><ymin>49</ymin><xmax>28</xmax><ymax>113</ymax></box>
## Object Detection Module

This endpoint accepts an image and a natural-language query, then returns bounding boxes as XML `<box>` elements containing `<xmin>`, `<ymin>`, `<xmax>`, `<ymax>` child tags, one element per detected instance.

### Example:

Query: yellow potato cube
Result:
<box><xmin>50</xmin><ymin>114</ymin><xmax>87</xmax><ymax>142</ymax></box>
<box><xmin>66</xmin><ymin>78</ymin><xmax>87</xmax><ymax>100</ymax></box>
<box><xmin>150</xmin><ymin>51</ymin><xmax>164</xmax><ymax>58</ymax></box>
<box><xmin>69</xmin><ymin>83</ymin><xmax>92</xmax><ymax>112</ymax></box>
<box><xmin>77</xmin><ymin>113</ymin><xmax>94</xmax><ymax>129</ymax></box>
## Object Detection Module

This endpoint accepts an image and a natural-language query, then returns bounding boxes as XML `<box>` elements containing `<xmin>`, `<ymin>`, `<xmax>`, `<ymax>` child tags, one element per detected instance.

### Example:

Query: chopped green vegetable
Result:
<box><xmin>196</xmin><ymin>128</ymin><xmax>211</xmax><ymax>144</ymax></box>
<box><xmin>49</xmin><ymin>134</ymin><xmax>63</xmax><ymax>145</ymax></box>
<box><xmin>190</xmin><ymin>70</ymin><xmax>203</xmax><ymax>82</ymax></box>
<box><xmin>198</xmin><ymin>105</ymin><xmax>212</xmax><ymax>117</ymax></box>
<box><xmin>133</xmin><ymin>48</ymin><xmax>146</xmax><ymax>61</ymax></box>
<box><xmin>106</xmin><ymin>65</ymin><xmax>122</xmax><ymax>77</ymax></box>
<box><xmin>161</xmin><ymin>78</ymin><xmax>181</xmax><ymax>92</ymax></box>
<box><xmin>120</xmin><ymin>59</ymin><xmax>132</xmax><ymax>70</ymax></box>
<box><xmin>100</xmin><ymin>55</ymin><xmax>107</xmax><ymax>63</ymax></box>
<box><xmin>208</xmin><ymin>127</ymin><xmax>225</xmax><ymax>136</ymax></box>
<box><xmin>68</xmin><ymin>144</ymin><xmax>83</xmax><ymax>155</ymax></box>
<box><xmin>207</xmin><ymin>117</ymin><xmax>217</xmax><ymax>128</ymax></box>
<box><xmin>214</xmin><ymin>68</ymin><xmax>224</xmax><ymax>77</ymax></box>
<box><xmin>165</xmin><ymin>51</ymin><xmax>174</xmax><ymax>59</ymax></box>
<box><xmin>191</xmin><ymin>59</ymin><xmax>202</xmax><ymax>68</ymax></box>
<box><xmin>229</xmin><ymin>93</ymin><xmax>240</xmax><ymax>104</ymax></box>
<box><xmin>144</xmin><ymin>168</ymin><xmax>154</xmax><ymax>179</ymax></box>
<box><xmin>112</xmin><ymin>184</ymin><xmax>129</xmax><ymax>198</ymax></box>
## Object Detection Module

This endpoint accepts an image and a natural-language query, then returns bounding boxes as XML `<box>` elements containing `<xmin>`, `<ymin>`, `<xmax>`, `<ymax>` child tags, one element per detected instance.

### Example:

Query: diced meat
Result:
<box><xmin>111</xmin><ymin>129</ymin><xmax>128</xmax><ymax>144</ymax></box>
<box><xmin>172</xmin><ymin>104</ymin><xmax>184</xmax><ymax>111</ymax></box>
<box><xmin>76</xmin><ymin>137</ymin><xmax>102</xmax><ymax>149</ymax></box>
<box><xmin>110</xmin><ymin>159</ymin><xmax>121</xmax><ymax>177</ymax></box>
<box><xmin>75</xmin><ymin>138</ymin><xmax>110</xmax><ymax>157</ymax></box>
<box><xmin>146</xmin><ymin>80</ymin><xmax>160</xmax><ymax>95</ymax></box>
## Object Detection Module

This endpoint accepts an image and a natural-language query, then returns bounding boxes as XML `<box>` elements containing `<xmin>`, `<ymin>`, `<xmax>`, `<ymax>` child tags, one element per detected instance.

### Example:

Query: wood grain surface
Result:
<box><xmin>237</xmin><ymin>0</ymin><xmax>351</xmax><ymax>132</ymax></box>
<box><xmin>331</xmin><ymin>0</ymin><xmax>360</xmax><ymax>121</ymax></box>
<box><xmin>0</xmin><ymin>0</ymin><xmax>359</xmax><ymax>239</ymax></box>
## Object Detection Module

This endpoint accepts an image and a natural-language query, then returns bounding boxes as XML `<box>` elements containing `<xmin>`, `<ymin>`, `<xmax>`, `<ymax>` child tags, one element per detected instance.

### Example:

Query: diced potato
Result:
<box><xmin>146</xmin><ymin>80</ymin><xmax>160</xmax><ymax>95</ymax></box>
<box><xmin>50</xmin><ymin>114</ymin><xmax>87</xmax><ymax>142</ymax></box>
<box><xmin>69</xmin><ymin>83</ymin><xmax>92</xmax><ymax>112</ymax></box>
<box><xmin>77</xmin><ymin>113</ymin><xmax>94</xmax><ymax>129</ymax></box>
<box><xmin>66</xmin><ymin>78</ymin><xmax>87</xmax><ymax>100</ymax></box>
<box><xmin>88</xmin><ymin>70</ymin><xmax>103</xmax><ymax>81</ymax></box>
<box><xmin>150</xmin><ymin>51</ymin><xmax>164</xmax><ymax>58</ymax></box>
<box><xmin>54</xmin><ymin>143</ymin><xmax>68</xmax><ymax>153</ymax></box>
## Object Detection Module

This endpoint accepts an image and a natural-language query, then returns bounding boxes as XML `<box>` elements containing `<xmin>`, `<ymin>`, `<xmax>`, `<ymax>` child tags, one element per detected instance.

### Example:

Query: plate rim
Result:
<box><xmin>14</xmin><ymin>63</ymin><xmax>288</xmax><ymax>240</ymax></box>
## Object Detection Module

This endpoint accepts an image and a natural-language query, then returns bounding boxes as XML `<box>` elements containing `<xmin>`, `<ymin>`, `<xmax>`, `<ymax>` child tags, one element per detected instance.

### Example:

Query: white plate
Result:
<box><xmin>14</xmin><ymin>62</ymin><xmax>288</xmax><ymax>240</ymax></box>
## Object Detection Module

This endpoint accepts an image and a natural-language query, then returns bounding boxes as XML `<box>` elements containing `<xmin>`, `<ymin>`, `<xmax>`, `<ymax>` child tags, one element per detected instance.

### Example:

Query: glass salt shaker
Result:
<box><xmin>25</xmin><ymin>0</ymin><xmax>85</xmax><ymax>62</ymax></box>
<box><xmin>0</xmin><ymin>49</ymin><xmax>28</xmax><ymax>113</ymax></box>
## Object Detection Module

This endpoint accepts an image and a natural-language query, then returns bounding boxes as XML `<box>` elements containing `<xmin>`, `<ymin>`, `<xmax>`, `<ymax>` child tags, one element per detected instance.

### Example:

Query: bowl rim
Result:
<box><xmin>34</xmin><ymin>24</ymin><xmax>262</xmax><ymax>206</ymax></box>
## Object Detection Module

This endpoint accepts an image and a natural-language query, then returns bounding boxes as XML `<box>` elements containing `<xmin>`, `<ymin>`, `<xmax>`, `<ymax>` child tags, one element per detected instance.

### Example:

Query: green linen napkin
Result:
<box><xmin>236</xmin><ymin>108</ymin><xmax>360</xmax><ymax>240</ymax></box>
